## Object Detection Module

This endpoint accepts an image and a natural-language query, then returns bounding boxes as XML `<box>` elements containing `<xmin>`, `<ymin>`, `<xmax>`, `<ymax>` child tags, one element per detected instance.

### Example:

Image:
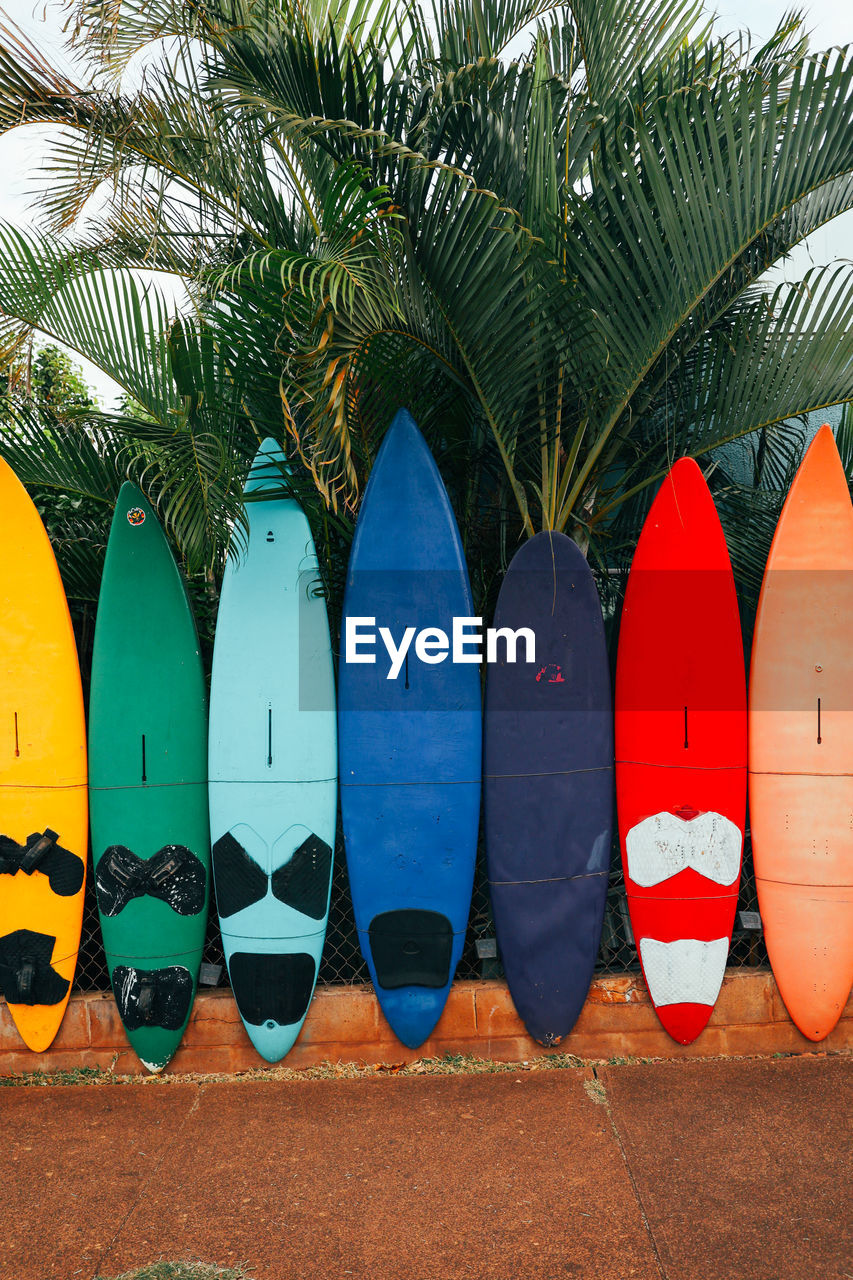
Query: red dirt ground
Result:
<box><xmin>1</xmin><ymin>1054</ymin><xmax>849</xmax><ymax>1280</ymax></box>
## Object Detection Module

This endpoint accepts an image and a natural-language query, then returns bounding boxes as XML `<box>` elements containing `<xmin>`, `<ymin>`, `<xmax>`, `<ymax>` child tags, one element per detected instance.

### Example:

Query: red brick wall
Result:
<box><xmin>2</xmin><ymin>970</ymin><xmax>850</xmax><ymax>1075</ymax></box>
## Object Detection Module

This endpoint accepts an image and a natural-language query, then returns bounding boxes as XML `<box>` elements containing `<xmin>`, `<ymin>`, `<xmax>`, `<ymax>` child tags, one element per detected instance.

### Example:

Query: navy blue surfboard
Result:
<box><xmin>338</xmin><ymin>409</ymin><xmax>481</xmax><ymax>1049</ymax></box>
<box><xmin>483</xmin><ymin>531</ymin><xmax>612</xmax><ymax>1046</ymax></box>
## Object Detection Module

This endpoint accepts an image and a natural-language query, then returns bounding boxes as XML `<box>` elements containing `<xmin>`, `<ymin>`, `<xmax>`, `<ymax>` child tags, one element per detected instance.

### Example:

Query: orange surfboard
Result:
<box><xmin>749</xmin><ymin>424</ymin><xmax>853</xmax><ymax>1041</ymax></box>
<box><xmin>0</xmin><ymin>458</ymin><xmax>88</xmax><ymax>1051</ymax></box>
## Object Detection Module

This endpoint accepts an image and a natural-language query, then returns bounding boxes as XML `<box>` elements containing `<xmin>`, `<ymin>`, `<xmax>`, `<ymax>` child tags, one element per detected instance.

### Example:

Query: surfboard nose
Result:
<box><xmin>374</xmin><ymin>408</ymin><xmax>434</xmax><ymax>476</ymax></box>
<box><xmin>385</xmin><ymin>407</ymin><xmax>421</xmax><ymax>443</ymax></box>
<box><xmin>654</xmin><ymin>1001</ymin><xmax>715</xmax><ymax>1046</ymax></box>
<box><xmin>245</xmin><ymin>1018</ymin><xmax>306</xmax><ymax>1064</ymax></box>
<box><xmin>373</xmin><ymin>985</ymin><xmax>450</xmax><ymax>1050</ymax></box>
<box><xmin>245</xmin><ymin>437</ymin><xmax>288</xmax><ymax>493</ymax></box>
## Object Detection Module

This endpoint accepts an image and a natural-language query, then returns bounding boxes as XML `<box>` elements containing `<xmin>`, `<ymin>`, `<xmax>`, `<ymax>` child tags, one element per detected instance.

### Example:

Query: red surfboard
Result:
<box><xmin>615</xmin><ymin>458</ymin><xmax>747</xmax><ymax>1044</ymax></box>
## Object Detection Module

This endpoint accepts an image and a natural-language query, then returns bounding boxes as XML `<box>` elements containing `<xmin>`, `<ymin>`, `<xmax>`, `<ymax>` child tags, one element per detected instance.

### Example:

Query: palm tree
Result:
<box><xmin>0</xmin><ymin>0</ymin><xmax>851</xmax><ymax>593</ymax></box>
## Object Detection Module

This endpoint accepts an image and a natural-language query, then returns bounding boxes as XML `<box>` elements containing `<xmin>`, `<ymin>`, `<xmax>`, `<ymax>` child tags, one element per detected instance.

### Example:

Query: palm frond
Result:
<box><xmin>590</xmin><ymin>267</ymin><xmax>853</xmax><ymax>524</ymax></box>
<box><xmin>836</xmin><ymin>400</ymin><xmax>853</xmax><ymax>485</ymax></box>
<box><xmin>0</xmin><ymin>223</ymin><xmax>181</xmax><ymax>416</ymax></box>
<box><xmin>554</xmin><ymin>49</ymin><xmax>853</xmax><ymax>519</ymax></box>
<box><xmin>0</xmin><ymin>402</ymin><xmax>125</xmax><ymax>504</ymax></box>
<box><xmin>569</xmin><ymin>0</ymin><xmax>709</xmax><ymax>104</ymax></box>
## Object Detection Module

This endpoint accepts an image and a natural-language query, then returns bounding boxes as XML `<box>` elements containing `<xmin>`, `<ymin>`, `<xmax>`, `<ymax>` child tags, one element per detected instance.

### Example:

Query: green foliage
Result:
<box><xmin>0</xmin><ymin>348</ymin><xmax>111</xmax><ymax>670</ymax></box>
<box><xmin>95</xmin><ymin>1265</ymin><xmax>254</xmax><ymax>1280</ymax></box>
<box><xmin>0</xmin><ymin>0</ymin><xmax>849</xmax><ymax>628</ymax></box>
<box><xmin>30</xmin><ymin>345</ymin><xmax>98</xmax><ymax>411</ymax></box>
<box><xmin>0</xmin><ymin>1065</ymin><xmax>108</xmax><ymax>1086</ymax></box>
<box><xmin>0</xmin><ymin>342</ymin><xmax>97</xmax><ymax>406</ymax></box>
<box><xmin>837</xmin><ymin>400</ymin><xmax>853</xmax><ymax>485</ymax></box>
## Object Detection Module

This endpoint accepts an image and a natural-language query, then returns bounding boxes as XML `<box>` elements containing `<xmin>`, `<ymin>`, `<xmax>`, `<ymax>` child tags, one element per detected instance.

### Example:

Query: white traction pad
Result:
<box><xmin>639</xmin><ymin>936</ymin><xmax>729</xmax><ymax>1008</ymax></box>
<box><xmin>626</xmin><ymin>811</ymin><xmax>741</xmax><ymax>888</ymax></box>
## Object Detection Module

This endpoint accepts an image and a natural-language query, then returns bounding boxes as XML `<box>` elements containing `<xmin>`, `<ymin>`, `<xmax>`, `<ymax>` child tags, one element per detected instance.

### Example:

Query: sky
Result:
<box><xmin>0</xmin><ymin>0</ymin><xmax>850</xmax><ymax>406</ymax></box>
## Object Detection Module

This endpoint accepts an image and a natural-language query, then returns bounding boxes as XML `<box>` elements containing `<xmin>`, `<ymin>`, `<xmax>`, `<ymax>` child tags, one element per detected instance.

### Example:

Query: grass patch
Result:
<box><xmin>583</xmin><ymin>1076</ymin><xmax>608</xmax><ymax>1107</ymax></box>
<box><xmin>0</xmin><ymin>1065</ymin><xmax>113</xmax><ymax>1087</ymax></box>
<box><xmin>95</xmin><ymin>1264</ymin><xmax>253</xmax><ymax>1280</ymax></box>
<box><xmin>0</xmin><ymin>1050</ymin><xmax>589</xmax><ymax>1089</ymax></box>
<box><xmin>399</xmin><ymin>1052</ymin><xmax>585</xmax><ymax>1074</ymax></box>
<box><xmin>0</xmin><ymin>1049</ymin><xmax>823</xmax><ymax>1090</ymax></box>
<box><xmin>200</xmin><ymin>1051</ymin><xmax>588</xmax><ymax>1080</ymax></box>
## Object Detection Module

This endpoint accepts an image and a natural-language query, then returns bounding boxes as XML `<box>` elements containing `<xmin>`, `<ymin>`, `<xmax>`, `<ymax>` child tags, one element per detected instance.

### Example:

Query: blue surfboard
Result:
<box><xmin>484</xmin><ymin>532</ymin><xmax>612</xmax><ymax>1045</ymax></box>
<box><xmin>208</xmin><ymin>440</ymin><xmax>337</xmax><ymax>1062</ymax></box>
<box><xmin>338</xmin><ymin>409</ymin><xmax>481</xmax><ymax>1048</ymax></box>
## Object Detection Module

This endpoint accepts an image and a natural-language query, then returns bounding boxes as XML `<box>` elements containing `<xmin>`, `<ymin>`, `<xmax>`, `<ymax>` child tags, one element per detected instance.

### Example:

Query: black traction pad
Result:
<box><xmin>112</xmin><ymin>964</ymin><xmax>193</xmax><ymax>1031</ymax></box>
<box><xmin>270</xmin><ymin>834</ymin><xmax>332</xmax><ymax>919</ymax></box>
<box><xmin>368</xmin><ymin>910</ymin><xmax>454</xmax><ymax>990</ymax></box>
<box><xmin>228</xmin><ymin>951</ymin><xmax>316</xmax><ymax>1027</ymax></box>
<box><xmin>212</xmin><ymin>832</ymin><xmax>268</xmax><ymax>918</ymax></box>
<box><xmin>0</xmin><ymin>830</ymin><xmax>84</xmax><ymax>897</ymax></box>
<box><xmin>0</xmin><ymin>929</ymin><xmax>70</xmax><ymax>1005</ymax></box>
<box><xmin>214</xmin><ymin>831</ymin><xmax>333</xmax><ymax>921</ymax></box>
<box><xmin>96</xmin><ymin>844</ymin><xmax>206</xmax><ymax>917</ymax></box>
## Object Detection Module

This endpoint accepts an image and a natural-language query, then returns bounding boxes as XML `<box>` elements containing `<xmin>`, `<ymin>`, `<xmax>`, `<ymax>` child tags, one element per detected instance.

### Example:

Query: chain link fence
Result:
<box><xmin>73</xmin><ymin>827</ymin><xmax>767</xmax><ymax>993</ymax></box>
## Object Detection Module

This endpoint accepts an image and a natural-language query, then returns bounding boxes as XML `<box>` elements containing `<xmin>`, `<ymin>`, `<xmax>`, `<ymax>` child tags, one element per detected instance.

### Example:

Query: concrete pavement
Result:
<box><xmin>0</xmin><ymin>1053</ymin><xmax>849</xmax><ymax>1280</ymax></box>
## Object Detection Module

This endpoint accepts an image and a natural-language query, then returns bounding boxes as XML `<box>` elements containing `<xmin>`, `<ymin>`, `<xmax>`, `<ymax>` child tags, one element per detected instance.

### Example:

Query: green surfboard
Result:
<box><xmin>89</xmin><ymin>483</ymin><xmax>210</xmax><ymax>1072</ymax></box>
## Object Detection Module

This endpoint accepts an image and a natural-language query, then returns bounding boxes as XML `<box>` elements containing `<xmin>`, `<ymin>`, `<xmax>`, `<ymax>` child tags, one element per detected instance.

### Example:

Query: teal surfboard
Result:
<box><xmin>89</xmin><ymin>483</ymin><xmax>210</xmax><ymax>1073</ymax></box>
<box><xmin>208</xmin><ymin>440</ymin><xmax>337</xmax><ymax>1062</ymax></box>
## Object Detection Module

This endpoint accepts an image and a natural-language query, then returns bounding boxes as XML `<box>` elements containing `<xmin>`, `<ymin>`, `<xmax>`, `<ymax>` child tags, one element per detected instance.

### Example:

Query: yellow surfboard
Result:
<box><xmin>0</xmin><ymin>457</ymin><xmax>87</xmax><ymax>1051</ymax></box>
